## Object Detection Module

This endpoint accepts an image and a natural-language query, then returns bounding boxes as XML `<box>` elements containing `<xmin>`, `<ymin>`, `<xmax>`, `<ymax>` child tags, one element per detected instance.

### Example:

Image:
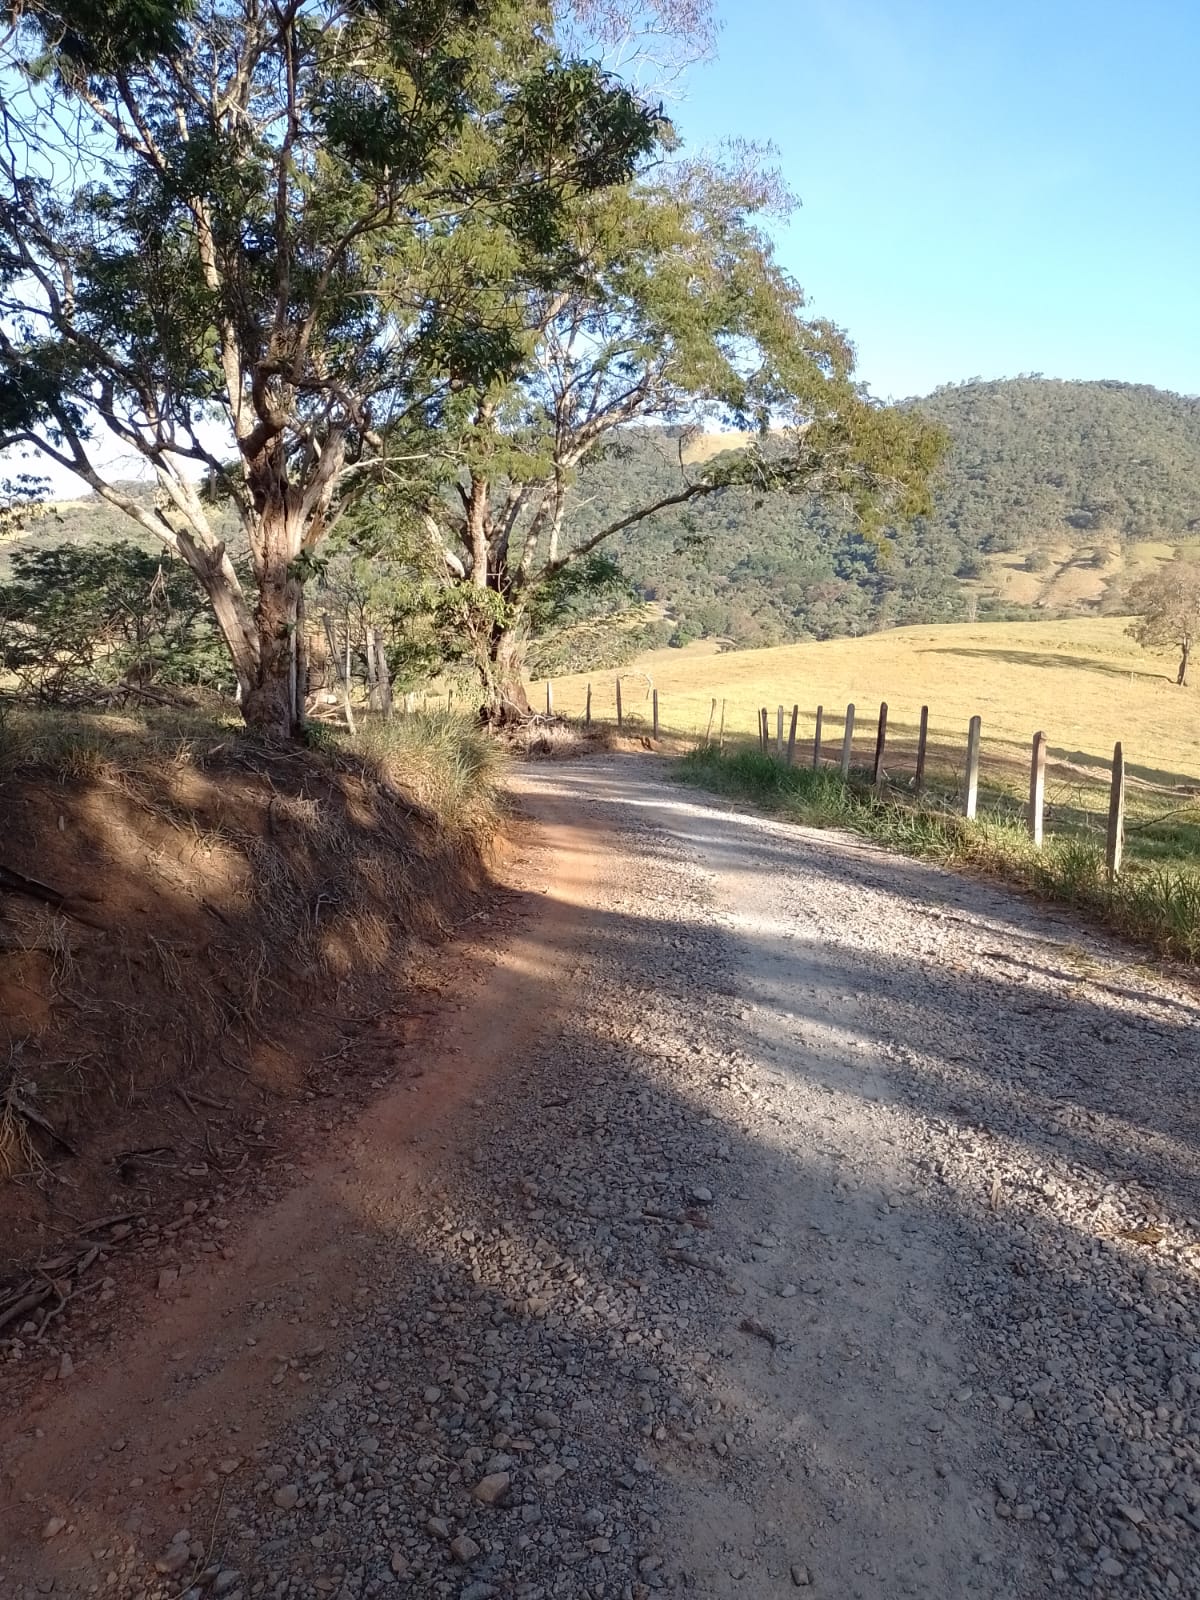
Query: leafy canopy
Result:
<box><xmin>0</xmin><ymin>0</ymin><xmax>662</xmax><ymax>726</ymax></box>
<box><xmin>1126</xmin><ymin>560</ymin><xmax>1200</xmax><ymax>650</ymax></box>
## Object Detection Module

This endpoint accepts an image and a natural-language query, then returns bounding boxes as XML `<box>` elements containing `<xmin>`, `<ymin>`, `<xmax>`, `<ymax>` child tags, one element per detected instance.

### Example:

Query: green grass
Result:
<box><xmin>676</xmin><ymin>746</ymin><xmax>1200</xmax><ymax>963</ymax></box>
<box><xmin>351</xmin><ymin>710</ymin><xmax>506</xmax><ymax>848</ymax></box>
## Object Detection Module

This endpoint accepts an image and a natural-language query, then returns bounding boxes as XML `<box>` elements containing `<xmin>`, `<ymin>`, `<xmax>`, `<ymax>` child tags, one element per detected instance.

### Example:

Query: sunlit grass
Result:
<box><xmin>676</xmin><ymin>747</ymin><xmax>1200</xmax><ymax>963</ymax></box>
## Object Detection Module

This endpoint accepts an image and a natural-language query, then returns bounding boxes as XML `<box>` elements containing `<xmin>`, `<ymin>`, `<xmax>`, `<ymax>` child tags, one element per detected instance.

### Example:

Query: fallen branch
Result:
<box><xmin>0</xmin><ymin>866</ymin><xmax>71</xmax><ymax>911</ymax></box>
<box><xmin>4</xmin><ymin>1089</ymin><xmax>78</xmax><ymax>1157</ymax></box>
<box><xmin>0</xmin><ymin>1283</ymin><xmax>51</xmax><ymax>1333</ymax></box>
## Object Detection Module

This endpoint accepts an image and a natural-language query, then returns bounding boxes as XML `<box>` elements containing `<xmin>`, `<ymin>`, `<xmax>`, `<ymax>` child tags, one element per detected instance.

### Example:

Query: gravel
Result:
<box><xmin>10</xmin><ymin>756</ymin><xmax>1198</xmax><ymax>1600</ymax></box>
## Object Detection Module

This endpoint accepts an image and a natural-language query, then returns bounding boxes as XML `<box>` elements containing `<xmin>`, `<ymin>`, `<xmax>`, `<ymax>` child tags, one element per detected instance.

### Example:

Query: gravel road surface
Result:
<box><xmin>4</xmin><ymin>756</ymin><xmax>1198</xmax><ymax>1600</ymax></box>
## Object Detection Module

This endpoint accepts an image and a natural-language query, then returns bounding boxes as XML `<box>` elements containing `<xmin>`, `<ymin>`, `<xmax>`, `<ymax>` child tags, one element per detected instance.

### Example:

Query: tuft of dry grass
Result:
<box><xmin>349</xmin><ymin>709</ymin><xmax>506</xmax><ymax>847</ymax></box>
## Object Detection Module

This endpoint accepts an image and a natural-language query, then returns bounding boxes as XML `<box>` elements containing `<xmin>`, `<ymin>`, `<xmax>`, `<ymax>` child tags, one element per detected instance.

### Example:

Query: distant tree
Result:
<box><xmin>0</xmin><ymin>0</ymin><xmax>658</xmax><ymax>735</ymax></box>
<box><xmin>1126</xmin><ymin>560</ymin><xmax>1200</xmax><ymax>685</ymax></box>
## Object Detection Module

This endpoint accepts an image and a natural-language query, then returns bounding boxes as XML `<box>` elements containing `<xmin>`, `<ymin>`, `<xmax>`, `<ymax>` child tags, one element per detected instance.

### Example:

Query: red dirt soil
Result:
<box><xmin>0</xmin><ymin>782</ymin><xmax>597</xmax><ymax>1595</ymax></box>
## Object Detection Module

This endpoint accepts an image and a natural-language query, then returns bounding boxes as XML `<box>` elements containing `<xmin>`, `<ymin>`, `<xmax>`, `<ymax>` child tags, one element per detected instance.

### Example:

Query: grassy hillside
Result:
<box><xmin>543</xmin><ymin>616</ymin><xmax>1200</xmax><ymax>869</ymax></box>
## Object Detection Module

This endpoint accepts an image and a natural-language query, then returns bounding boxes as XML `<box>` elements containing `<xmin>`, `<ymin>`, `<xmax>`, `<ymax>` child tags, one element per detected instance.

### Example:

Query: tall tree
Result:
<box><xmin>0</xmin><ymin>0</ymin><xmax>658</xmax><ymax>734</ymax></box>
<box><xmin>398</xmin><ymin>158</ymin><xmax>945</xmax><ymax>717</ymax></box>
<box><xmin>1126</xmin><ymin>559</ymin><xmax>1200</xmax><ymax>685</ymax></box>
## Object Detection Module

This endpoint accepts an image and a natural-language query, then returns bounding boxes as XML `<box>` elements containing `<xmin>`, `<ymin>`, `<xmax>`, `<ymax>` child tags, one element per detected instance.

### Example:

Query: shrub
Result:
<box><xmin>0</xmin><ymin>542</ymin><xmax>228</xmax><ymax>703</ymax></box>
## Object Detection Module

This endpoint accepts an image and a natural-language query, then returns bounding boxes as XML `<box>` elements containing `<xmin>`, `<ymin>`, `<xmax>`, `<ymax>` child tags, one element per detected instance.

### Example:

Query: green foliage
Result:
<box><xmin>398</xmin><ymin>149</ymin><xmax>943</xmax><ymax>710</ymax></box>
<box><xmin>0</xmin><ymin>0</ymin><xmax>662</xmax><ymax>729</ymax></box>
<box><xmin>563</xmin><ymin>378</ymin><xmax>1200</xmax><ymax>649</ymax></box>
<box><xmin>1125</xmin><ymin>559</ymin><xmax>1200</xmax><ymax>654</ymax></box>
<box><xmin>0</xmin><ymin>541</ymin><xmax>227</xmax><ymax>701</ymax></box>
<box><xmin>563</xmin><ymin>429</ymin><xmax>950</xmax><ymax>647</ymax></box>
<box><xmin>916</xmin><ymin>378</ymin><xmax>1200</xmax><ymax>552</ymax></box>
<box><xmin>524</xmin><ymin>553</ymin><xmax>666</xmax><ymax>674</ymax></box>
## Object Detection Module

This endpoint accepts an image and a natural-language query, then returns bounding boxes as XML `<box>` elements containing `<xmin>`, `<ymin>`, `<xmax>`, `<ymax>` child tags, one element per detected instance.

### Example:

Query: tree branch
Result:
<box><xmin>542</xmin><ymin>480</ymin><xmax>717</xmax><ymax>576</ymax></box>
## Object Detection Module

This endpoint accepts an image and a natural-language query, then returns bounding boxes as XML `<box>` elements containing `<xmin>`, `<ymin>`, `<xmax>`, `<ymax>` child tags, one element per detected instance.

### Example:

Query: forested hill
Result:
<box><xmin>918</xmin><ymin>378</ymin><xmax>1200</xmax><ymax>549</ymax></box>
<box><xmin>569</xmin><ymin>377</ymin><xmax>1200</xmax><ymax>650</ymax></box>
<box><xmin>9</xmin><ymin>378</ymin><xmax>1200</xmax><ymax>658</ymax></box>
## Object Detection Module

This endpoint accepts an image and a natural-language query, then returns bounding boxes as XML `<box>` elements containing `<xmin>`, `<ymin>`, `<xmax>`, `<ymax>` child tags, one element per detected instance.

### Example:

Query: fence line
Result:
<box><xmin>539</xmin><ymin>673</ymin><xmax>1136</xmax><ymax>878</ymax></box>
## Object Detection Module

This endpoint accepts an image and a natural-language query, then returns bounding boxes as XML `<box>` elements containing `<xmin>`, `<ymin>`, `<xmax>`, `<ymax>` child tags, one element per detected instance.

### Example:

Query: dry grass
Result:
<box><xmin>0</xmin><ymin>703</ymin><xmax>507</xmax><ymax>1185</ymax></box>
<box><xmin>543</xmin><ymin>617</ymin><xmax>1200</xmax><ymax>871</ymax></box>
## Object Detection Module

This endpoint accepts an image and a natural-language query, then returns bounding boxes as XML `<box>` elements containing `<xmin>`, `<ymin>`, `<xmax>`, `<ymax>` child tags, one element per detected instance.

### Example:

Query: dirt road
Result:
<box><xmin>3</xmin><ymin>756</ymin><xmax>1198</xmax><ymax>1600</ymax></box>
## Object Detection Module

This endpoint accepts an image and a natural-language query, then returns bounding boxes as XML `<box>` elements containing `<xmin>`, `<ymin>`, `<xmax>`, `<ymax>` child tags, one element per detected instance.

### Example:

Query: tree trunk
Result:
<box><xmin>1178</xmin><ymin>638</ymin><xmax>1191</xmax><ymax>686</ymax></box>
<box><xmin>241</xmin><ymin>560</ymin><xmax>303</xmax><ymax>736</ymax></box>
<box><xmin>479</xmin><ymin>622</ymin><xmax>531</xmax><ymax>724</ymax></box>
<box><xmin>373</xmin><ymin>630</ymin><xmax>394</xmax><ymax>721</ymax></box>
<box><xmin>239</xmin><ymin>480</ymin><xmax>304</xmax><ymax>738</ymax></box>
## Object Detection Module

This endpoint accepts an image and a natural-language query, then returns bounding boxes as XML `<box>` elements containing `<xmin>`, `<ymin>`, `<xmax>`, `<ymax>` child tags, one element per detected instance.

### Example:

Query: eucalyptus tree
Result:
<box><xmin>0</xmin><ymin>0</ymin><xmax>658</xmax><ymax>733</ymax></box>
<box><xmin>409</xmin><ymin>158</ymin><xmax>946</xmax><ymax>717</ymax></box>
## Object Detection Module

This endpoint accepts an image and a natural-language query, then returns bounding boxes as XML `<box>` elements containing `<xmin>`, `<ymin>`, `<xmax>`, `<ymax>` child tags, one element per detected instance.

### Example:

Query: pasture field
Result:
<box><xmin>542</xmin><ymin>617</ymin><xmax>1200</xmax><ymax>871</ymax></box>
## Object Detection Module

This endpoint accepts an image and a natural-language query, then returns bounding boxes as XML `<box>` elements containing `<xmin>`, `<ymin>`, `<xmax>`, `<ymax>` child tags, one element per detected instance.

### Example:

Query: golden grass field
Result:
<box><xmin>542</xmin><ymin>617</ymin><xmax>1200</xmax><ymax>862</ymax></box>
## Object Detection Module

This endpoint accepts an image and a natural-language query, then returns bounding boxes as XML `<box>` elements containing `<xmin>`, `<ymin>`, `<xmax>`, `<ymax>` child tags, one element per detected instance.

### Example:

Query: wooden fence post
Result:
<box><xmin>545</xmin><ymin>680</ymin><xmax>553</xmax><ymax>716</ymax></box>
<box><xmin>1106</xmin><ymin>741</ymin><xmax>1125</xmax><ymax>879</ymax></box>
<box><xmin>964</xmin><ymin>714</ymin><xmax>982</xmax><ymax>819</ymax></box>
<box><xmin>812</xmin><ymin>705</ymin><xmax>824</xmax><ymax>770</ymax></box>
<box><xmin>840</xmin><ymin>703</ymin><xmax>855</xmax><ymax>779</ymax></box>
<box><xmin>786</xmin><ymin>704</ymin><xmax>798</xmax><ymax>766</ymax></box>
<box><xmin>915</xmin><ymin>705</ymin><xmax>929</xmax><ymax>797</ymax></box>
<box><xmin>585</xmin><ymin>682</ymin><xmax>592</xmax><ymax>726</ymax></box>
<box><xmin>872</xmin><ymin>701</ymin><xmax>888</xmax><ymax>792</ymax></box>
<box><xmin>704</xmin><ymin>697</ymin><xmax>716</xmax><ymax>747</ymax></box>
<box><xmin>1028</xmin><ymin>731</ymin><xmax>1047</xmax><ymax>847</ymax></box>
<box><xmin>776</xmin><ymin>705</ymin><xmax>784</xmax><ymax>757</ymax></box>
<box><xmin>364</xmin><ymin>624</ymin><xmax>379</xmax><ymax>708</ymax></box>
<box><xmin>760</xmin><ymin>706</ymin><xmax>768</xmax><ymax>753</ymax></box>
<box><xmin>718</xmin><ymin>699</ymin><xmax>726</xmax><ymax>752</ymax></box>
<box><xmin>616</xmin><ymin>677</ymin><xmax>623</xmax><ymax>730</ymax></box>
<box><xmin>652</xmin><ymin>688</ymin><xmax>659</xmax><ymax>740</ymax></box>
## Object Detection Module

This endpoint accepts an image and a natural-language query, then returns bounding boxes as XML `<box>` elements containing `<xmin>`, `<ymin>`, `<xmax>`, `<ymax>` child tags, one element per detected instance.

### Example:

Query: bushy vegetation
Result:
<box><xmin>920</xmin><ymin>378</ymin><xmax>1200</xmax><ymax>552</ymax></box>
<box><xmin>0</xmin><ymin>542</ymin><xmax>229</xmax><ymax>702</ymax></box>
<box><xmin>676</xmin><ymin>747</ymin><xmax>1200</xmax><ymax>963</ymax></box>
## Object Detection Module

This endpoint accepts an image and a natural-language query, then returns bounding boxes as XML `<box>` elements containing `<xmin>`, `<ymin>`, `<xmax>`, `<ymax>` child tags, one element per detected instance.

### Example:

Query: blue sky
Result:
<box><xmin>677</xmin><ymin>0</ymin><xmax>1200</xmax><ymax>400</ymax></box>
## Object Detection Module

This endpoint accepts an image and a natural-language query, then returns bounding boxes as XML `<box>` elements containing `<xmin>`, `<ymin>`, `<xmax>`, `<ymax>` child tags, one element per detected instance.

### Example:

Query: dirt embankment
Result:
<box><xmin>0</xmin><ymin>717</ymin><xmax>501</xmax><ymax>1315</ymax></box>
